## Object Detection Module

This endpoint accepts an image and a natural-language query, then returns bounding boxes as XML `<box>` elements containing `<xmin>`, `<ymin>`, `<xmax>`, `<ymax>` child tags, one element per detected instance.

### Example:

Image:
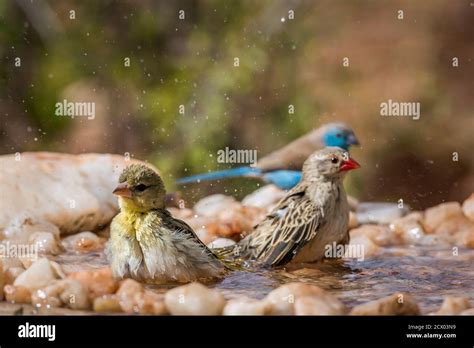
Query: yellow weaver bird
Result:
<box><xmin>106</xmin><ymin>164</ymin><xmax>227</xmax><ymax>283</ymax></box>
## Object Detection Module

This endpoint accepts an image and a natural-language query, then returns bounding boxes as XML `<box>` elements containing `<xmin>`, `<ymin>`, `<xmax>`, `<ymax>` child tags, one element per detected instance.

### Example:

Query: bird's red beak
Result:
<box><xmin>113</xmin><ymin>183</ymin><xmax>133</xmax><ymax>198</ymax></box>
<box><xmin>340</xmin><ymin>158</ymin><xmax>361</xmax><ymax>172</ymax></box>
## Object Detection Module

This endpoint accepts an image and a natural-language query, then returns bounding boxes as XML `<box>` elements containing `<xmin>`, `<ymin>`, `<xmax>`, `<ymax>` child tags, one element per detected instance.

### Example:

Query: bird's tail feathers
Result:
<box><xmin>213</xmin><ymin>245</ymin><xmax>247</xmax><ymax>271</ymax></box>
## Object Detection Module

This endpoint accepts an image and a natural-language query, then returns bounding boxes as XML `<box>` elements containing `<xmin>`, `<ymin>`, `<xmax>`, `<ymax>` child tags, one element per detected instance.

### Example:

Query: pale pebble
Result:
<box><xmin>194</xmin><ymin>194</ymin><xmax>240</xmax><ymax>217</ymax></box>
<box><xmin>61</xmin><ymin>231</ymin><xmax>106</xmax><ymax>253</ymax></box>
<box><xmin>223</xmin><ymin>297</ymin><xmax>267</xmax><ymax>315</ymax></box>
<box><xmin>4</xmin><ymin>267</ymin><xmax>25</xmax><ymax>285</ymax></box>
<box><xmin>32</xmin><ymin>279</ymin><xmax>90</xmax><ymax>310</ymax></box>
<box><xmin>347</xmin><ymin>234</ymin><xmax>380</xmax><ymax>259</ymax></box>
<box><xmin>0</xmin><ymin>262</ymin><xmax>4</xmax><ymax>300</ymax></box>
<box><xmin>431</xmin><ymin>296</ymin><xmax>470</xmax><ymax>315</ymax></box>
<box><xmin>67</xmin><ymin>267</ymin><xmax>119</xmax><ymax>299</ymax></box>
<box><xmin>348</xmin><ymin>211</ymin><xmax>358</xmax><ymax>229</ymax></box>
<box><xmin>1</xmin><ymin>216</ymin><xmax>60</xmax><ymax>244</ymax></box>
<box><xmin>350</xmin><ymin>293</ymin><xmax>420</xmax><ymax>315</ymax></box>
<box><xmin>294</xmin><ymin>295</ymin><xmax>347</xmax><ymax>315</ymax></box>
<box><xmin>14</xmin><ymin>257</ymin><xmax>59</xmax><ymax>291</ymax></box>
<box><xmin>264</xmin><ymin>282</ymin><xmax>341</xmax><ymax>315</ymax></box>
<box><xmin>207</xmin><ymin>238</ymin><xmax>236</xmax><ymax>249</ymax></box>
<box><xmin>58</xmin><ymin>279</ymin><xmax>90</xmax><ymax>310</ymax></box>
<box><xmin>28</xmin><ymin>231</ymin><xmax>63</xmax><ymax>255</ymax></box>
<box><xmin>390</xmin><ymin>212</ymin><xmax>426</xmax><ymax>245</ymax></box>
<box><xmin>93</xmin><ymin>294</ymin><xmax>123</xmax><ymax>313</ymax></box>
<box><xmin>423</xmin><ymin>202</ymin><xmax>464</xmax><ymax>233</ymax></box>
<box><xmin>242</xmin><ymin>185</ymin><xmax>286</xmax><ymax>209</ymax></box>
<box><xmin>115</xmin><ymin>279</ymin><xmax>166</xmax><ymax>314</ymax></box>
<box><xmin>356</xmin><ymin>202</ymin><xmax>408</xmax><ymax>225</ymax></box>
<box><xmin>164</xmin><ymin>282</ymin><xmax>226</xmax><ymax>315</ymax></box>
<box><xmin>350</xmin><ymin>224</ymin><xmax>401</xmax><ymax>247</ymax></box>
<box><xmin>3</xmin><ymin>284</ymin><xmax>32</xmax><ymax>304</ymax></box>
<box><xmin>460</xmin><ymin>308</ymin><xmax>474</xmax><ymax>315</ymax></box>
<box><xmin>461</xmin><ymin>194</ymin><xmax>474</xmax><ymax>222</ymax></box>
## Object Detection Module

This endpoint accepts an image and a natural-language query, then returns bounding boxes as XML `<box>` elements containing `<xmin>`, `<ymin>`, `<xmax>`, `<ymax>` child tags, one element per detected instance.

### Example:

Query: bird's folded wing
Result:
<box><xmin>255</xmin><ymin>190</ymin><xmax>321</xmax><ymax>266</ymax></box>
<box><xmin>159</xmin><ymin>210</ymin><xmax>220</xmax><ymax>261</ymax></box>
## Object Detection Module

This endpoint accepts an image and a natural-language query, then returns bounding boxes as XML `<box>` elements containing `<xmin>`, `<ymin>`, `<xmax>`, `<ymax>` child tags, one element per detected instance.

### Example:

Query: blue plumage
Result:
<box><xmin>176</xmin><ymin>166</ymin><xmax>262</xmax><ymax>184</ymax></box>
<box><xmin>261</xmin><ymin>170</ymin><xmax>302</xmax><ymax>190</ymax></box>
<box><xmin>176</xmin><ymin>124</ymin><xmax>359</xmax><ymax>190</ymax></box>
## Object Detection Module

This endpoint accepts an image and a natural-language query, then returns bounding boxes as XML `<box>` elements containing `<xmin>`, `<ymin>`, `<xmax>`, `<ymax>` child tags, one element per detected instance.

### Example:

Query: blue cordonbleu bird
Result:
<box><xmin>176</xmin><ymin>123</ymin><xmax>359</xmax><ymax>190</ymax></box>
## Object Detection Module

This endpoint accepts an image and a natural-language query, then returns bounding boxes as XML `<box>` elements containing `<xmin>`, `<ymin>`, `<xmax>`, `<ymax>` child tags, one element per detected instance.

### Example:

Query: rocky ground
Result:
<box><xmin>0</xmin><ymin>153</ymin><xmax>473</xmax><ymax>315</ymax></box>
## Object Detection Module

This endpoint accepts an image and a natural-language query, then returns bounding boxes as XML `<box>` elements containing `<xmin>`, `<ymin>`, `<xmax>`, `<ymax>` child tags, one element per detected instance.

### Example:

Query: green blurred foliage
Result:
<box><xmin>1</xmin><ymin>0</ymin><xmax>473</xmax><ymax>208</ymax></box>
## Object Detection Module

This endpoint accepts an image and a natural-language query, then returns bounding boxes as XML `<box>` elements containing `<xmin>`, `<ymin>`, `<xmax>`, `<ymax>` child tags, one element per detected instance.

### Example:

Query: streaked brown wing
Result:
<box><xmin>255</xmin><ymin>190</ymin><xmax>320</xmax><ymax>266</ymax></box>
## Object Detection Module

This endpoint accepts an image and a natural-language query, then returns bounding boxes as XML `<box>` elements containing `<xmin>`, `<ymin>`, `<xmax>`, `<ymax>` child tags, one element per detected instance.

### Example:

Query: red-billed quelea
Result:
<box><xmin>216</xmin><ymin>147</ymin><xmax>361</xmax><ymax>267</ymax></box>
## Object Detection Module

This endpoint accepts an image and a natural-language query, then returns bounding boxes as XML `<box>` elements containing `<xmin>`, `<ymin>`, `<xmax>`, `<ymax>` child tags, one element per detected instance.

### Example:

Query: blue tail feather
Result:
<box><xmin>176</xmin><ymin>166</ymin><xmax>302</xmax><ymax>190</ymax></box>
<box><xmin>176</xmin><ymin>166</ymin><xmax>263</xmax><ymax>184</ymax></box>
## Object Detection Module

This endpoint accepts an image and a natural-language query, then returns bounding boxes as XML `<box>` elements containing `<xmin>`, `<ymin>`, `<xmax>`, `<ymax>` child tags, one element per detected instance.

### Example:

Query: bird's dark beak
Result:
<box><xmin>340</xmin><ymin>158</ymin><xmax>361</xmax><ymax>172</ymax></box>
<box><xmin>347</xmin><ymin>133</ymin><xmax>360</xmax><ymax>146</ymax></box>
<box><xmin>113</xmin><ymin>183</ymin><xmax>133</xmax><ymax>198</ymax></box>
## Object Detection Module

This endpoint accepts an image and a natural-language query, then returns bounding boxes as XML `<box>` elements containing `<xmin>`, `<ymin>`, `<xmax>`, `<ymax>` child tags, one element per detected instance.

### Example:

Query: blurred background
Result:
<box><xmin>1</xmin><ymin>0</ymin><xmax>473</xmax><ymax>209</ymax></box>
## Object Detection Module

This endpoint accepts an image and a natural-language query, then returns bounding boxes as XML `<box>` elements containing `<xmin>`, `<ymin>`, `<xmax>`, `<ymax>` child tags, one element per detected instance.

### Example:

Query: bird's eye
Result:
<box><xmin>331</xmin><ymin>157</ymin><xmax>338</xmax><ymax>164</ymax></box>
<box><xmin>336</xmin><ymin>133</ymin><xmax>342</xmax><ymax>138</ymax></box>
<box><xmin>135</xmin><ymin>184</ymin><xmax>147</xmax><ymax>192</ymax></box>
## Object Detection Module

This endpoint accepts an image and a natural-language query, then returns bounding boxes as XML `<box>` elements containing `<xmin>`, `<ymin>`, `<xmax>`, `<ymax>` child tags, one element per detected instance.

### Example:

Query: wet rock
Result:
<box><xmin>4</xmin><ymin>267</ymin><xmax>25</xmax><ymax>285</ymax></box>
<box><xmin>264</xmin><ymin>282</ymin><xmax>343</xmax><ymax>315</ymax></box>
<box><xmin>0</xmin><ymin>262</ymin><xmax>4</xmax><ymax>300</ymax></box>
<box><xmin>350</xmin><ymin>293</ymin><xmax>420</xmax><ymax>315</ymax></box>
<box><xmin>207</xmin><ymin>238</ymin><xmax>236</xmax><ymax>249</ymax></box>
<box><xmin>28</xmin><ymin>231</ymin><xmax>63</xmax><ymax>255</ymax></box>
<box><xmin>116</xmin><ymin>279</ymin><xmax>167</xmax><ymax>314</ymax></box>
<box><xmin>164</xmin><ymin>282</ymin><xmax>226</xmax><ymax>315</ymax></box>
<box><xmin>462</xmin><ymin>194</ymin><xmax>474</xmax><ymax>222</ymax></box>
<box><xmin>294</xmin><ymin>295</ymin><xmax>347</xmax><ymax>315</ymax></box>
<box><xmin>242</xmin><ymin>185</ymin><xmax>285</xmax><ymax>210</ymax></box>
<box><xmin>67</xmin><ymin>267</ymin><xmax>119</xmax><ymax>299</ymax></box>
<box><xmin>167</xmin><ymin>207</ymin><xmax>194</xmax><ymax>220</ymax></box>
<box><xmin>93</xmin><ymin>294</ymin><xmax>123</xmax><ymax>313</ymax></box>
<box><xmin>61</xmin><ymin>231</ymin><xmax>106</xmax><ymax>253</ymax></box>
<box><xmin>1</xmin><ymin>217</ymin><xmax>60</xmax><ymax>244</ymax></box>
<box><xmin>205</xmin><ymin>207</ymin><xmax>265</xmax><ymax>240</ymax></box>
<box><xmin>418</xmin><ymin>234</ymin><xmax>453</xmax><ymax>247</ymax></box>
<box><xmin>223</xmin><ymin>297</ymin><xmax>267</xmax><ymax>315</ymax></box>
<box><xmin>350</xmin><ymin>225</ymin><xmax>400</xmax><ymax>247</ymax></box>
<box><xmin>32</xmin><ymin>279</ymin><xmax>90</xmax><ymax>310</ymax></box>
<box><xmin>3</xmin><ymin>285</ymin><xmax>32</xmax><ymax>304</ymax></box>
<box><xmin>50</xmin><ymin>261</ymin><xmax>66</xmax><ymax>279</ymax></box>
<box><xmin>0</xmin><ymin>152</ymin><xmax>156</xmax><ymax>236</ymax></box>
<box><xmin>135</xmin><ymin>291</ymin><xmax>168</xmax><ymax>315</ymax></box>
<box><xmin>423</xmin><ymin>202</ymin><xmax>464</xmax><ymax>233</ymax></box>
<box><xmin>194</xmin><ymin>194</ymin><xmax>240</xmax><ymax>217</ymax></box>
<box><xmin>434</xmin><ymin>216</ymin><xmax>473</xmax><ymax>237</ymax></box>
<box><xmin>116</xmin><ymin>279</ymin><xmax>144</xmax><ymax>313</ymax></box>
<box><xmin>348</xmin><ymin>211</ymin><xmax>358</xmax><ymax>229</ymax></box>
<box><xmin>0</xmin><ymin>256</ymin><xmax>23</xmax><ymax>269</ymax></box>
<box><xmin>195</xmin><ymin>227</ymin><xmax>215</xmax><ymax>245</ymax></box>
<box><xmin>347</xmin><ymin>234</ymin><xmax>380</xmax><ymax>259</ymax></box>
<box><xmin>14</xmin><ymin>258</ymin><xmax>61</xmax><ymax>291</ymax></box>
<box><xmin>456</xmin><ymin>227</ymin><xmax>474</xmax><ymax>248</ymax></box>
<box><xmin>58</xmin><ymin>279</ymin><xmax>90</xmax><ymax>310</ymax></box>
<box><xmin>188</xmin><ymin>194</ymin><xmax>266</xmax><ymax>240</ymax></box>
<box><xmin>432</xmin><ymin>297</ymin><xmax>470</xmax><ymax>315</ymax></box>
<box><xmin>356</xmin><ymin>202</ymin><xmax>408</xmax><ymax>225</ymax></box>
<box><xmin>390</xmin><ymin>212</ymin><xmax>426</xmax><ymax>245</ymax></box>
